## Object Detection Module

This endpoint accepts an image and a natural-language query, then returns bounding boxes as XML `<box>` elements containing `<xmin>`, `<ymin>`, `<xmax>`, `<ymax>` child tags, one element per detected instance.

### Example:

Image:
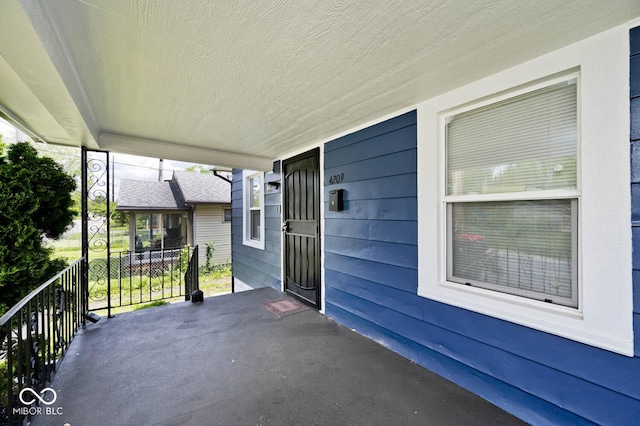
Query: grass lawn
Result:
<box><xmin>95</xmin><ymin>265</ymin><xmax>232</xmax><ymax>316</ymax></box>
<box><xmin>48</xmin><ymin>228</ymin><xmax>130</xmax><ymax>262</ymax></box>
<box><xmin>49</xmin><ymin>229</ymin><xmax>233</xmax><ymax>316</ymax></box>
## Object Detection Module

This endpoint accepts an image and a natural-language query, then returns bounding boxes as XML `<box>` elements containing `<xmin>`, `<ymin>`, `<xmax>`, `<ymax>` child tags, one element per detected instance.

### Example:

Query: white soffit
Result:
<box><xmin>0</xmin><ymin>0</ymin><xmax>98</xmax><ymax>147</ymax></box>
<box><xmin>99</xmin><ymin>132</ymin><xmax>273</xmax><ymax>171</ymax></box>
<box><xmin>2</xmin><ymin>0</ymin><xmax>640</xmax><ymax>167</ymax></box>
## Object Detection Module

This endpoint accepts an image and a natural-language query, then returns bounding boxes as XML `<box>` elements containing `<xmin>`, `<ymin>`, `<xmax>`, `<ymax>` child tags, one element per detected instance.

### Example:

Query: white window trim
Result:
<box><xmin>443</xmin><ymin>75</ymin><xmax>581</xmax><ymax>308</ymax></box>
<box><xmin>417</xmin><ymin>25</ymin><xmax>633</xmax><ymax>356</ymax></box>
<box><xmin>242</xmin><ymin>170</ymin><xmax>265</xmax><ymax>250</ymax></box>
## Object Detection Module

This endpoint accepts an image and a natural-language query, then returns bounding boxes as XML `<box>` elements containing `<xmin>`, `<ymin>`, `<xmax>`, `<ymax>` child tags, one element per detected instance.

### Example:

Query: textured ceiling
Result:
<box><xmin>1</xmin><ymin>0</ymin><xmax>640</xmax><ymax>169</ymax></box>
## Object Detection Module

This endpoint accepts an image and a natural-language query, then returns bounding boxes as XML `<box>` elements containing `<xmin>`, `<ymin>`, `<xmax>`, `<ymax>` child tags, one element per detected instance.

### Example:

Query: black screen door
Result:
<box><xmin>282</xmin><ymin>148</ymin><xmax>320</xmax><ymax>308</ymax></box>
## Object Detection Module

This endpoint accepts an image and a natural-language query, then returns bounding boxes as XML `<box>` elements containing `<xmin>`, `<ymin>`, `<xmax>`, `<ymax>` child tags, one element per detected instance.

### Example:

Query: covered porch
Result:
<box><xmin>31</xmin><ymin>288</ymin><xmax>522</xmax><ymax>426</ymax></box>
<box><xmin>3</xmin><ymin>2</ymin><xmax>640</xmax><ymax>423</ymax></box>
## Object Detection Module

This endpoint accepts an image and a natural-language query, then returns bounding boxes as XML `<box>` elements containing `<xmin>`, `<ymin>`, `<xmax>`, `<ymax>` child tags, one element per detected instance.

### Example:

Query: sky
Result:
<box><xmin>0</xmin><ymin>118</ymin><xmax>215</xmax><ymax>199</ymax></box>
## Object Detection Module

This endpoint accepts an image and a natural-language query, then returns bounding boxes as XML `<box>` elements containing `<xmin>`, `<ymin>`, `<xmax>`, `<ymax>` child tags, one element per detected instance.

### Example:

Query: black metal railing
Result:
<box><xmin>0</xmin><ymin>258</ymin><xmax>86</xmax><ymax>425</ymax></box>
<box><xmin>87</xmin><ymin>246</ymin><xmax>199</xmax><ymax>312</ymax></box>
<box><xmin>184</xmin><ymin>245</ymin><xmax>199</xmax><ymax>300</ymax></box>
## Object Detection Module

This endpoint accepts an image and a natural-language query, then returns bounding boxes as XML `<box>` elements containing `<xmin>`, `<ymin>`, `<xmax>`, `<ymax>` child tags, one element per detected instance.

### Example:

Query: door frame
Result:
<box><xmin>280</xmin><ymin>147</ymin><xmax>323</xmax><ymax>310</ymax></box>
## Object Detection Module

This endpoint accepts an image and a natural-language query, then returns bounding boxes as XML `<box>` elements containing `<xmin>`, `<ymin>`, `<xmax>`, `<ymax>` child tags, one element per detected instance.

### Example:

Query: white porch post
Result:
<box><xmin>128</xmin><ymin>213</ymin><xmax>136</xmax><ymax>251</ymax></box>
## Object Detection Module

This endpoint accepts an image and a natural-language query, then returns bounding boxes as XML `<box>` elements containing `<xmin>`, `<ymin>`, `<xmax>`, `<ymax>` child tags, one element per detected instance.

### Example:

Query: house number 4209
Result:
<box><xmin>328</xmin><ymin>173</ymin><xmax>344</xmax><ymax>185</ymax></box>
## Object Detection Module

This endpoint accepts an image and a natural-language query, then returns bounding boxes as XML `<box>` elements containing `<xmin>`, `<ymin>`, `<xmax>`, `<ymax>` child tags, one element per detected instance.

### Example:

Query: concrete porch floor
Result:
<box><xmin>33</xmin><ymin>287</ymin><xmax>526</xmax><ymax>426</ymax></box>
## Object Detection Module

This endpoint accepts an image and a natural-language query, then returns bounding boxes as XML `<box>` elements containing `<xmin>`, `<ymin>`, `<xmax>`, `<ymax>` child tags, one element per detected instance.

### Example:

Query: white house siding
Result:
<box><xmin>193</xmin><ymin>204</ymin><xmax>231</xmax><ymax>266</ymax></box>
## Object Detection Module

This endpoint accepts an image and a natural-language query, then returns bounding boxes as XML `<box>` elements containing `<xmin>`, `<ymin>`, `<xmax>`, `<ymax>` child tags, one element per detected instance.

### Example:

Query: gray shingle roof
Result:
<box><xmin>116</xmin><ymin>171</ymin><xmax>230</xmax><ymax>211</ymax></box>
<box><xmin>117</xmin><ymin>180</ymin><xmax>187</xmax><ymax>211</ymax></box>
<box><xmin>173</xmin><ymin>171</ymin><xmax>230</xmax><ymax>204</ymax></box>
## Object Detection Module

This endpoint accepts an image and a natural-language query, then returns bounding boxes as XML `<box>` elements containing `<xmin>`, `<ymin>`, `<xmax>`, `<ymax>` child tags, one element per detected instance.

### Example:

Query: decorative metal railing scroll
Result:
<box><xmin>82</xmin><ymin>148</ymin><xmax>112</xmax><ymax>316</ymax></box>
<box><xmin>0</xmin><ymin>259</ymin><xmax>86</xmax><ymax>425</ymax></box>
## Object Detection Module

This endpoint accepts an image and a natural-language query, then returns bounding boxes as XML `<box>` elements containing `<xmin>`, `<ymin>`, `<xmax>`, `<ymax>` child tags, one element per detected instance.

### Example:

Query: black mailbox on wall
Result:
<box><xmin>329</xmin><ymin>189</ymin><xmax>343</xmax><ymax>211</ymax></box>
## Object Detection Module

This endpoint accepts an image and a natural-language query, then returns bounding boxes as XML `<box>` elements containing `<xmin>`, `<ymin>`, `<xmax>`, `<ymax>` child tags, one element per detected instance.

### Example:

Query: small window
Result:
<box><xmin>223</xmin><ymin>208</ymin><xmax>232</xmax><ymax>222</ymax></box>
<box><xmin>242</xmin><ymin>170</ymin><xmax>265</xmax><ymax>249</ymax></box>
<box><xmin>444</xmin><ymin>79</ymin><xmax>579</xmax><ymax>307</ymax></box>
<box><xmin>249</xmin><ymin>175</ymin><xmax>261</xmax><ymax>239</ymax></box>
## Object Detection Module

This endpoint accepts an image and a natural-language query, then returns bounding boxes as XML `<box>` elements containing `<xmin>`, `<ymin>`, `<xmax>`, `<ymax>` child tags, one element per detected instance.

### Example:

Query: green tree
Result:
<box><xmin>112</xmin><ymin>206</ymin><xmax>129</xmax><ymax>227</ymax></box>
<box><xmin>185</xmin><ymin>164</ymin><xmax>211</xmax><ymax>173</ymax></box>
<box><xmin>88</xmin><ymin>195</ymin><xmax>128</xmax><ymax>226</ymax></box>
<box><xmin>30</xmin><ymin>141</ymin><xmax>82</xmax><ymax>217</ymax></box>
<box><xmin>0</xmin><ymin>141</ymin><xmax>77</xmax><ymax>315</ymax></box>
<box><xmin>88</xmin><ymin>194</ymin><xmax>108</xmax><ymax>217</ymax></box>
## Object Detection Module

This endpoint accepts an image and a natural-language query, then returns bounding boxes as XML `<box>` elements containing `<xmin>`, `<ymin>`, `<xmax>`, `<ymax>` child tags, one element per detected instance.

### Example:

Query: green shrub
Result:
<box><xmin>0</xmin><ymin>358</ymin><xmax>8</xmax><ymax>406</ymax></box>
<box><xmin>205</xmin><ymin>242</ymin><xmax>215</xmax><ymax>271</ymax></box>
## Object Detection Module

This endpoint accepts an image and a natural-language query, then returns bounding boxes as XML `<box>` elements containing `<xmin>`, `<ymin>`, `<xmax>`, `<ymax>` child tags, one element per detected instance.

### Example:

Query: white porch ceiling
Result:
<box><xmin>1</xmin><ymin>0</ymin><xmax>639</xmax><ymax>170</ymax></box>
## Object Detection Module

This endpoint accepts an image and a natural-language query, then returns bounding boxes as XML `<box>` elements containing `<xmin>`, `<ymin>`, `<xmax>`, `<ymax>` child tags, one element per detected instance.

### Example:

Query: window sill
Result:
<box><xmin>439</xmin><ymin>280</ymin><xmax>584</xmax><ymax>320</ymax></box>
<box><xmin>242</xmin><ymin>239</ymin><xmax>265</xmax><ymax>250</ymax></box>
<box><xmin>418</xmin><ymin>279</ymin><xmax>633</xmax><ymax>356</ymax></box>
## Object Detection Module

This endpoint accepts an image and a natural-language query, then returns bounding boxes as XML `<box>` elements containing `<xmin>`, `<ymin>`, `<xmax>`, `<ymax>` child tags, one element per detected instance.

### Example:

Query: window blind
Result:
<box><xmin>445</xmin><ymin>78</ymin><xmax>578</xmax><ymax>307</ymax></box>
<box><xmin>448</xmin><ymin>200</ymin><xmax>577</xmax><ymax>306</ymax></box>
<box><xmin>447</xmin><ymin>80</ymin><xmax>577</xmax><ymax>196</ymax></box>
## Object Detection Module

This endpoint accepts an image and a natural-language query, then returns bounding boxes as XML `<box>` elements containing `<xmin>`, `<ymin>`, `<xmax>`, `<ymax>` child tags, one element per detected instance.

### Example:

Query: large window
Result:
<box><xmin>444</xmin><ymin>79</ymin><xmax>579</xmax><ymax>307</ymax></box>
<box><xmin>134</xmin><ymin>213</ymin><xmax>186</xmax><ymax>251</ymax></box>
<box><xmin>242</xmin><ymin>170</ymin><xmax>265</xmax><ymax>249</ymax></box>
<box><xmin>418</xmin><ymin>26</ymin><xmax>634</xmax><ymax>356</ymax></box>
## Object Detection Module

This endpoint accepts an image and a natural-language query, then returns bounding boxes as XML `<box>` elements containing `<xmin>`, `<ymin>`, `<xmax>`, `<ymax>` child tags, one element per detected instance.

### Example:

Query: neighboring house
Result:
<box><xmin>117</xmin><ymin>171</ymin><xmax>231</xmax><ymax>266</ymax></box>
<box><xmin>231</xmin><ymin>25</ymin><xmax>640</xmax><ymax>424</ymax></box>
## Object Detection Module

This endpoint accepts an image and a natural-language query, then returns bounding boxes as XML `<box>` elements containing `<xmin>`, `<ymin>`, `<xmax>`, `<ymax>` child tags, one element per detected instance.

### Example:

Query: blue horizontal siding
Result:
<box><xmin>635</xmin><ymin>270</ymin><xmax>640</xmax><ymax>313</ymax></box>
<box><xmin>231</xmin><ymin>168</ymin><xmax>281</xmax><ymax>290</ymax></box>
<box><xmin>325</xmin><ymin>302</ymin><xmax>598</xmax><ymax>426</ymax></box>
<box><xmin>324</xmin><ymin>252</ymin><xmax>417</xmax><ymax>293</ymax></box>
<box><xmin>632</xmin><ymin>28</ymin><xmax>640</xmax><ymax>379</ymax></box>
<box><xmin>231</xmin><ymin>256</ymin><xmax>280</xmax><ymax>291</ymax></box>
<box><xmin>632</xmin><ymin>184</ymin><xmax>640</xmax><ymax>222</ymax></box>
<box><xmin>327</xmin><ymin>289</ymin><xmax>640</xmax><ymax>425</ymax></box>
<box><xmin>325</xmin><ymin>235</ymin><xmax>416</xmax><ymax>269</ymax></box>
<box><xmin>325</xmin><ymin>149</ymin><xmax>417</xmax><ymax>183</ymax></box>
<box><xmin>324</xmin><ymin>125</ymin><xmax>417</xmax><ymax>169</ymax></box>
<box><xmin>264</xmin><ymin>217</ymin><xmax>281</xmax><ymax>233</ymax></box>
<box><xmin>326</xmin><ymin>269</ymin><xmax>422</xmax><ymax>319</ymax></box>
<box><xmin>320</xmin><ymin>100</ymin><xmax>640</xmax><ymax>424</ymax></box>
<box><xmin>233</xmin><ymin>257</ymin><xmax>279</xmax><ymax>285</ymax></box>
<box><xmin>632</xmin><ymin>55</ymin><xmax>640</xmax><ymax>98</ymax></box>
<box><xmin>636</xmin><ymin>315</ymin><xmax>640</xmax><ymax>356</ymax></box>
<box><xmin>324</xmin><ymin>218</ymin><xmax>417</xmax><ymax>245</ymax></box>
<box><xmin>631</xmin><ymin>141</ymin><xmax>640</xmax><ymax>183</ymax></box>
<box><xmin>632</xmin><ymin>26</ymin><xmax>640</xmax><ymax>56</ymax></box>
<box><xmin>324</xmin><ymin>110</ymin><xmax>417</xmax><ymax>153</ymax></box>
<box><xmin>632</xmin><ymin>98</ymin><xmax>640</xmax><ymax>141</ymax></box>
<box><xmin>232</xmin><ymin>236</ymin><xmax>281</xmax><ymax>267</ymax></box>
<box><xmin>326</xmin><ymin>198</ymin><xmax>416</xmax><ymax>221</ymax></box>
<box><xmin>419</xmin><ymin>296</ymin><xmax>640</xmax><ymax>401</ymax></box>
<box><xmin>633</xmin><ymin>227</ymin><xmax>640</xmax><ymax>270</ymax></box>
<box><xmin>323</xmin><ymin>110</ymin><xmax>419</xmax><ymax>330</ymax></box>
<box><xmin>324</xmin><ymin>173</ymin><xmax>417</xmax><ymax>201</ymax></box>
